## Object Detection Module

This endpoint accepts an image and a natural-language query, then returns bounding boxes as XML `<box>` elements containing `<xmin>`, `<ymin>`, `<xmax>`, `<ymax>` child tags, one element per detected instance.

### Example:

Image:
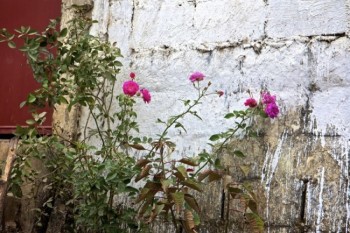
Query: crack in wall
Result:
<box><xmin>130</xmin><ymin>34</ymin><xmax>349</xmax><ymax>55</ymax></box>
<box><xmin>130</xmin><ymin>0</ymin><xmax>135</xmax><ymax>39</ymax></box>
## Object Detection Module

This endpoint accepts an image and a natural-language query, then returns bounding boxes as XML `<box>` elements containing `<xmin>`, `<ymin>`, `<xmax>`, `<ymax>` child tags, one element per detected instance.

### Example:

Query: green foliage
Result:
<box><xmin>1</xmin><ymin>17</ymin><xmax>268</xmax><ymax>233</ymax></box>
<box><xmin>1</xmin><ymin>18</ymin><xmax>142</xmax><ymax>232</ymax></box>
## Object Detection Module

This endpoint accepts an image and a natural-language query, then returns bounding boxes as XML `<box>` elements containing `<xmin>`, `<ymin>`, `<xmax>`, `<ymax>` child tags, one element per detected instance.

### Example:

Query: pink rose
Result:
<box><xmin>189</xmin><ymin>71</ymin><xmax>205</xmax><ymax>82</ymax></box>
<box><xmin>123</xmin><ymin>80</ymin><xmax>139</xmax><ymax>96</ymax></box>
<box><xmin>244</xmin><ymin>98</ymin><xmax>257</xmax><ymax>108</ymax></box>
<box><xmin>140</xmin><ymin>88</ymin><xmax>151</xmax><ymax>103</ymax></box>
<box><xmin>262</xmin><ymin>92</ymin><xmax>276</xmax><ymax>104</ymax></box>
<box><xmin>265</xmin><ymin>103</ymin><xmax>279</xmax><ymax>118</ymax></box>
<box><xmin>129</xmin><ymin>72</ymin><xmax>136</xmax><ymax>79</ymax></box>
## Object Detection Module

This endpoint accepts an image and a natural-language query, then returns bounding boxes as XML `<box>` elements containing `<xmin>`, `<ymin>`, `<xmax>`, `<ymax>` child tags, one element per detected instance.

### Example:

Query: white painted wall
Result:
<box><xmin>86</xmin><ymin>0</ymin><xmax>350</xmax><ymax>231</ymax></box>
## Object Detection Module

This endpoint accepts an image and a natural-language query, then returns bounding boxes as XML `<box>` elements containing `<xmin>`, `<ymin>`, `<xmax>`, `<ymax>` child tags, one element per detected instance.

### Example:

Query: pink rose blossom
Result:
<box><xmin>265</xmin><ymin>103</ymin><xmax>279</xmax><ymax>118</ymax></box>
<box><xmin>262</xmin><ymin>92</ymin><xmax>276</xmax><ymax>104</ymax></box>
<box><xmin>140</xmin><ymin>88</ymin><xmax>151</xmax><ymax>103</ymax></box>
<box><xmin>244</xmin><ymin>98</ymin><xmax>258</xmax><ymax>108</ymax></box>
<box><xmin>123</xmin><ymin>80</ymin><xmax>139</xmax><ymax>96</ymax></box>
<box><xmin>189</xmin><ymin>71</ymin><xmax>205</xmax><ymax>82</ymax></box>
<box><xmin>129</xmin><ymin>72</ymin><xmax>136</xmax><ymax>79</ymax></box>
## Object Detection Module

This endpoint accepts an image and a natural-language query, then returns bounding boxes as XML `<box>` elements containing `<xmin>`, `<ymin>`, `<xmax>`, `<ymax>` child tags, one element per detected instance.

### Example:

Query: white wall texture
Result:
<box><xmin>83</xmin><ymin>0</ymin><xmax>350</xmax><ymax>232</ymax></box>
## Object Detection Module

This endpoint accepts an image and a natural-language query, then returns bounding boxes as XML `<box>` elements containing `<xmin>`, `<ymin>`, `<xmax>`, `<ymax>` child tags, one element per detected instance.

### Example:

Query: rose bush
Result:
<box><xmin>1</xmin><ymin>17</ymin><xmax>279</xmax><ymax>233</ymax></box>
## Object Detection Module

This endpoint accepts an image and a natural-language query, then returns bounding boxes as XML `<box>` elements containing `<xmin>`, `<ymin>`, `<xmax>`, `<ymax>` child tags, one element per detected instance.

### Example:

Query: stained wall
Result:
<box><xmin>76</xmin><ymin>0</ymin><xmax>350</xmax><ymax>232</ymax></box>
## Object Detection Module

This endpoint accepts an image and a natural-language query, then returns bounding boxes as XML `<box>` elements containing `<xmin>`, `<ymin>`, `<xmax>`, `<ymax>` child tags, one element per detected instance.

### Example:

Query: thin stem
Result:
<box><xmin>215</xmin><ymin>117</ymin><xmax>246</xmax><ymax>155</ymax></box>
<box><xmin>170</xmin><ymin>208</ymin><xmax>179</xmax><ymax>233</ymax></box>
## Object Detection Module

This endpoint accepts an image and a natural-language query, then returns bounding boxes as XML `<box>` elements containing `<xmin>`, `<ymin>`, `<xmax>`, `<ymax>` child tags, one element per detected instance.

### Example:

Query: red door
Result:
<box><xmin>0</xmin><ymin>0</ymin><xmax>61</xmax><ymax>134</ymax></box>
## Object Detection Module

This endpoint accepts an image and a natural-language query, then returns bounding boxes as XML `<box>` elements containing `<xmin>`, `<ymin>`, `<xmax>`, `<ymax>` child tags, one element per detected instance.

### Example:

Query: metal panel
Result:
<box><xmin>0</xmin><ymin>0</ymin><xmax>62</xmax><ymax>134</ymax></box>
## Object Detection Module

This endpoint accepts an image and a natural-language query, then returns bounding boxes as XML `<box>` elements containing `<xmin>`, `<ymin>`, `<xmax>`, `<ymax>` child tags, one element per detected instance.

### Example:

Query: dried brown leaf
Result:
<box><xmin>184</xmin><ymin>194</ymin><xmax>201</xmax><ymax>214</ymax></box>
<box><xmin>135</xmin><ymin>164</ymin><xmax>151</xmax><ymax>182</ymax></box>
<box><xmin>135</xmin><ymin>159</ymin><xmax>151</xmax><ymax>168</ymax></box>
<box><xmin>178</xmin><ymin>158</ymin><xmax>198</xmax><ymax>166</ymax></box>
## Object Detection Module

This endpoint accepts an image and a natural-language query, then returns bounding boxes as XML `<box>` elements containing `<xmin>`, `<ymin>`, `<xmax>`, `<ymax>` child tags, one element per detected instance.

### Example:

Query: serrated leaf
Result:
<box><xmin>209</xmin><ymin>134</ymin><xmax>221</xmax><ymax>141</ymax></box>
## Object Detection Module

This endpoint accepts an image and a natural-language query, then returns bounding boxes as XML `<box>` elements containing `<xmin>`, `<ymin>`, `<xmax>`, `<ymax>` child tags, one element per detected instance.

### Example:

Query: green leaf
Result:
<box><xmin>182</xmin><ymin>180</ymin><xmax>202</xmax><ymax>192</ymax></box>
<box><xmin>59</xmin><ymin>28</ymin><xmax>68</xmax><ymax>37</ymax></box>
<box><xmin>160</xmin><ymin>179</ymin><xmax>172</xmax><ymax>192</ymax></box>
<box><xmin>176</xmin><ymin>165</ymin><xmax>188</xmax><ymax>179</ymax></box>
<box><xmin>27</xmin><ymin>94</ymin><xmax>36</xmax><ymax>103</ymax></box>
<box><xmin>27</xmin><ymin>52</ymin><xmax>37</xmax><ymax>61</ymax></box>
<box><xmin>26</xmin><ymin>119</ymin><xmax>36</xmax><ymax>125</ymax></box>
<box><xmin>193</xmin><ymin>211</ymin><xmax>201</xmax><ymax>226</ymax></box>
<box><xmin>233</xmin><ymin>150</ymin><xmax>245</xmax><ymax>158</ymax></box>
<box><xmin>8</xmin><ymin>41</ymin><xmax>16</xmax><ymax>48</ymax></box>
<box><xmin>224</xmin><ymin>113</ymin><xmax>235</xmax><ymax>119</ymax></box>
<box><xmin>245</xmin><ymin>212</ymin><xmax>264</xmax><ymax>233</ymax></box>
<box><xmin>156</xmin><ymin>118</ymin><xmax>165</xmax><ymax>124</ymax></box>
<box><xmin>171</xmin><ymin>192</ymin><xmax>184</xmax><ymax>213</ymax></box>
<box><xmin>175</xmin><ymin>122</ymin><xmax>187</xmax><ymax>133</ymax></box>
<box><xmin>209</xmin><ymin>134</ymin><xmax>221</xmax><ymax>141</ymax></box>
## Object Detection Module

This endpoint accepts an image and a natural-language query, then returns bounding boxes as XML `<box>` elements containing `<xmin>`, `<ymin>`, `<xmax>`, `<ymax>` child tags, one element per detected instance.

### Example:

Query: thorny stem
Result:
<box><xmin>193</xmin><ymin>110</ymin><xmax>255</xmax><ymax>177</ymax></box>
<box><xmin>147</xmin><ymin>84</ymin><xmax>209</xmax><ymax>158</ymax></box>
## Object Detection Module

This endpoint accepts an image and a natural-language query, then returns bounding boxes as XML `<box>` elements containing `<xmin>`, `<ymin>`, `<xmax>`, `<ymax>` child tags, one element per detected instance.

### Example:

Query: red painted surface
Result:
<box><xmin>0</xmin><ymin>0</ymin><xmax>61</xmax><ymax>134</ymax></box>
